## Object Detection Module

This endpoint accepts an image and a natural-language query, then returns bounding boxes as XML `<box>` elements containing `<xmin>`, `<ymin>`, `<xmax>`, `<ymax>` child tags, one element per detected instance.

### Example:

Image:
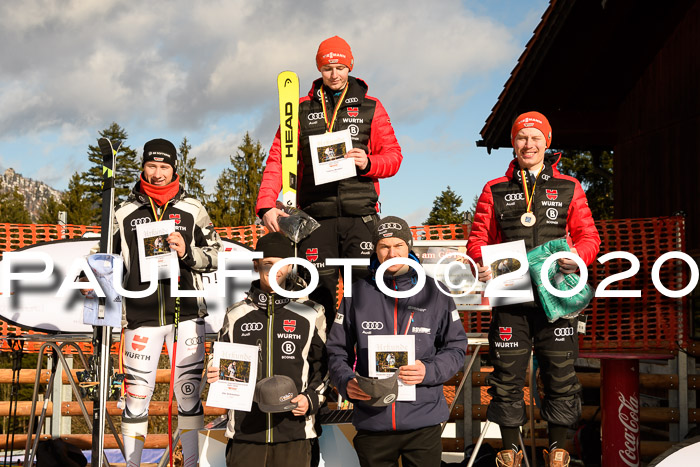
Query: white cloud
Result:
<box><xmin>0</xmin><ymin>0</ymin><xmax>520</xmax><ymax>137</ymax></box>
<box><xmin>188</xmin><ymin>130</ymin><xmax>247</xmax><ymax>192</ymax></box>
<box><xmin>58</xmin><ymin>123</ymin><xmax>91</xmax><ymax>146</ymax></box>
<box><xmin>34</xmin><ymin>163</ymin><xmax>74</xmax><ymax>189</ymax></box>
<box><xmin>402</xmin><ymin>206</ymin><xmax>431</xmax><ymax>228</ymax></box>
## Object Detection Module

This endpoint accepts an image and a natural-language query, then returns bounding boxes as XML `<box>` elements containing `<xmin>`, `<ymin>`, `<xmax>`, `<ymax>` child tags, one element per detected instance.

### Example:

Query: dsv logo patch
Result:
<box><xmin>361</xmin><ymin>321</ymin><xmax>384</xmax><ymax>330</ymax></box>
<box><xmin>241</xmin><ymin>322</ymin><xmax>263</xmax><ymax>332</ymax></box>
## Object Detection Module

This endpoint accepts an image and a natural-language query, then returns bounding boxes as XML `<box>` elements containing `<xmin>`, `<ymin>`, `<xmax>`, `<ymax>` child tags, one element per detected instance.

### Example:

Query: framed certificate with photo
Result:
<box><xmin>206</xmin><ymin>342</ymin><xmax>259</xmax><ymax>411</ymax></box>
<box><xmin>308</xmin><ymin>129</ymin><xmax>357</xmax><ymax>185</ymax></box>
<box><xmin>368</xmin><ymin>335</ymin><xmax>416</xmax><ymax>401</ymax></box>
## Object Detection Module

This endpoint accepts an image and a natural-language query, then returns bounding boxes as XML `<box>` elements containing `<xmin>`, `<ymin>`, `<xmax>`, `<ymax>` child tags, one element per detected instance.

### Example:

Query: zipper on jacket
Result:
<box><xmin>266</xmin><ymin>293</ymin><xmax>274</xmax><ymax>443</ymax></box>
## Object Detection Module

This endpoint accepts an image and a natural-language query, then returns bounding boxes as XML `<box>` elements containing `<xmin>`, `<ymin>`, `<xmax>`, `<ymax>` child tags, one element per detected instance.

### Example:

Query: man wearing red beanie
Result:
<box><xmin>256</xmin><ymin>36</ymin><xmax>403</xmax><ymax>330</ymax></box>
<box><xmin>467</xmin><ymin>112</ymin><xmax>600</xmax><ymax>467</ymax></box>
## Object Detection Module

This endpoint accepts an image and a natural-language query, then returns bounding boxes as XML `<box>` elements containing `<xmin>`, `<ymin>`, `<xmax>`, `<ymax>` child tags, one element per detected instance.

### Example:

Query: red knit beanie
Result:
<box><xmin>511</xmin><ymin>111</ymin><xmax>552</xmax><ymax>147</ymax></box>
<box><xmin>316</xmin><ymin>36</ymin><xmax>354</xmax><ymax>71</ymax></box>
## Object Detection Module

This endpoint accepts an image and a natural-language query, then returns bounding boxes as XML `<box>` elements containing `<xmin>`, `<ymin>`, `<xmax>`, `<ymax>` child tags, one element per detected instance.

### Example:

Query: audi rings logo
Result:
<box><xmin>360</xmin><ymin>242</ymin><xmax>373</xmax><ymax>251</ymax></box>
<box><xmin>130</xmin><ymin>217</ymin><xmax>152</xmax><ymax>227</ymax></box>
<box><xmin>504</xmin><ymin>193</ymin><xmax>525</xmax><ymax>202</ymax></box>
<box><xmin>378</xmin><ymin>222</ymin><xmax>402</xmax><ymax>231</ymax></box>
<box><xmin>345</xmin><ymin>97</ymin><xmax>359</xmax><ymax>104</ymax></box>
<box><xmin>184</xmin><ymin>336</ymin><xmax>204</xmax><ymax>345</ymax></box>
<box><xmin>554</xmin><ymin>327</ymin><xmax>574</xmax><ymax>337</ymax></box>
<box><xmin>308</xmin><ymin>112</ymin><xmax>324</xmax><ymax>121</ymax></box>
<box><xmin>241</xmin><ymin>322</ymin><xmax>264</xmax><ymax>332</ymax></box>
<box><xmin>361</xmin><ymin>321</ymin><xmax>384</xmax><ymax>330</ymax></box>
<box><xmin>348</xmin><ymin>124</ymin><xmax>359</xmax><ymax>136</ymax></box>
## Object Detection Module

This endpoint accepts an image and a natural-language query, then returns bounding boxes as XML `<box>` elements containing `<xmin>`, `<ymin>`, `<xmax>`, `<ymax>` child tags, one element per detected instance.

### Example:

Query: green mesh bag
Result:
<box><xmin>527</xmin><ymin>238</ymin><xmax>593</xmax><ymax>322</ymax></box>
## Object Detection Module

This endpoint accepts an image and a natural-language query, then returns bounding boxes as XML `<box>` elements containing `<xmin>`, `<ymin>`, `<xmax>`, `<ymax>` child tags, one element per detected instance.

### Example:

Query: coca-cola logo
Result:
<box><xmin>617</xmin><ymin>392</ymin><xmax>640</xmax><ymax>467</ymax></box>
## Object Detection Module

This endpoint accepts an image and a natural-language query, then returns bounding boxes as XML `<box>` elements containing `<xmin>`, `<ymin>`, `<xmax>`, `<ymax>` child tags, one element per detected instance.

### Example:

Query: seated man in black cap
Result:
<box><xmin>327</xmin><ymin>216</ymin><xmax>468</xmax><ymax>466</ymax></box>
<box><xmin>207</xmin><ymin>232</ymin><xmax>327</xmax><ymax>467</ymax></box>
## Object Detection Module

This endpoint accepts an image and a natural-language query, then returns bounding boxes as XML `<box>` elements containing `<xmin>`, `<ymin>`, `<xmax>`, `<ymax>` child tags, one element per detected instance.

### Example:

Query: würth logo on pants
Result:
<box><xmin>131</xmin><ymin>335</ymin><xmax>149</xmax><ymax>351</ymax></box>
<box><xmin>306</xmin><ymin>248</ymin><xmax>319</xmax><ymax>262</ymax></box>
<box><xmin>499</xmin><ymin>327</ymin><xmax>512</xmax><ymax>341</ymax></box>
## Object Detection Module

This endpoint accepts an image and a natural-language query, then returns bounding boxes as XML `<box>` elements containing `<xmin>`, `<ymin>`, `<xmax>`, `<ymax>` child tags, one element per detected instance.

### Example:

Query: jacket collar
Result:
<box><xmin>369</xmin><ymin>251</ymin><xmax>422</xmax><ymax>290</ymax></box>
<box><xmin>505</xmin><ymin>152</ymin><xmax>562</xmax><ymax>183</ymax></box>
<box><xmin>130</xmin><ymin>178</ymin><xmax>186</xmax><ymax>205</ymax></box>
<box><xmin>308</xmin><ymin>76</ymin><xmax>369</xmax><ymax>106</ymax></box>
<box><xmin>246</xmin><ymin>273</ymin><xmax>310</xmax><ymax>312</ymax></box>
<box><xmin>247</xmin><ymin>280</ymin><xmax>292</xmax><ymax>312</ymax></box>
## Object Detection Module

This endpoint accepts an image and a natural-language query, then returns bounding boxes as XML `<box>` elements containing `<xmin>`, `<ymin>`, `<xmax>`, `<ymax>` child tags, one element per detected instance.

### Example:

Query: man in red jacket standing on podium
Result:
<box><xmin>468</xmin><ymin>112</ymin><xmax>600</xmax><ymax>467</ymax></box>
<box><xmin>256</xmin><ymin>36</ymin><xmax>403</xmax><ymax>329</ymax></box>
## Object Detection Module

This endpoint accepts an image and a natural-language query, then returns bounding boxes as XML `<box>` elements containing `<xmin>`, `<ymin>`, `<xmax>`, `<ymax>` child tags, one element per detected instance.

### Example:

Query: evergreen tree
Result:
<box><xmin>0</xmin><ymin>179</ymin><xmax>32</xmax><ymax>223</ymax></box>
<box><xmin>207</xmin><ymin>167</ymin><xmax>237</xmax><ymax>227</ymax></box>
<box><xmin>81</xmin><ymin>123</ymin><xmax>141</xmax><ymax>222</ymax></box>
<box><xmin>230</xmin><ymin>133</ymin><xmax>265</xmax><ymax>226</ymax></box>
<box><xmin>424</xmin><ymin>186</ymin><xmax>465</xmax><ymax>225</ymax></box>
<box><xmin>37</xmin><ymin>195</ymin><xmax>66</xmax><ymax>224</ymax></box>
<box><xmin>557</xmin><ymin>150</ymin><xmax>613</xmax><ymax>220</ymax></box>
<box><xmin>63</xmin><ymin>172</ymin><xmax>95</xmax><ymax>225</ymax></box>
<box><xmin>179</xmin><ymin>137</ymin><xmax>206</xmax><ymax>201</ymax></box>
<box><xmin>207</xmin><ymin>132</ymin><xmax>266</xmax><ymax>227</ymax></box>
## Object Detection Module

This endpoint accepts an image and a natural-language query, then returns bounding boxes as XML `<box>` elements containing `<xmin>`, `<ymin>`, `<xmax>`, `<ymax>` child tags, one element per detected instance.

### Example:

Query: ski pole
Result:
<box><xmin>168</xmin><ymin>292</ymin><xmax>180</xmax><ymax>467</ymax></box>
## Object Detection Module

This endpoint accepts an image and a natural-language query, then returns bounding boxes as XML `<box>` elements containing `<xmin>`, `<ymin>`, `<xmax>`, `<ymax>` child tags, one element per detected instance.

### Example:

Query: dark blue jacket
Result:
<box><xmin>327</xmin><ymin>254</ymin><xmax>468</xmax><ymax>432</ymax></box>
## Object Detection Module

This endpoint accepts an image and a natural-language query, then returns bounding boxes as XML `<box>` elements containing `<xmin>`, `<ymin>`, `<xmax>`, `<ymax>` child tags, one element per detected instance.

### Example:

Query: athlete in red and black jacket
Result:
<box><xmin>256</xmin><ymin>36</ymin><xmax>402</xmax><ymax>328</ymax></box>
<box><xmin>467</xmin><ymin>152</ymin><xmax>599</xmax><ymax>267</ymax></box>
<box><xmin>467</xmin><ymin>112</ymin><xmax>600</xmax><ymax>466</ymax></box>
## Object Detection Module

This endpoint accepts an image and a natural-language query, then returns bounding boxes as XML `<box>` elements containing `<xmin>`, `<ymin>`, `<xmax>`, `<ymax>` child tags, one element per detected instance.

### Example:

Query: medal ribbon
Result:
<box><xmin>520</xmin><ymin>165</ymin><xmax>544</xmax><ymax>214</ymax></box>
<box><xmin>148</xmin><ymin>197</ymin><xmax>170</xmax><ymax>221</ymax></box>
<box><xmin>319</xmin><ymin>85</ymin><xmax>349</xmax><ymax>133</ymax></box>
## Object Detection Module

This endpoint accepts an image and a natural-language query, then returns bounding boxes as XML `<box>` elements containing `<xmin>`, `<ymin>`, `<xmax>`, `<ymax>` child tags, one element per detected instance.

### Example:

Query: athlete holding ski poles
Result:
<box><xmin>256</xmin><ymin>36</ymin><xmax>403</xmax><ymax>330</ymax></box>
<box><xmin>83</xmin><ymin>138</ymin><xmax>222</xmax><ymax>467</ymax></box>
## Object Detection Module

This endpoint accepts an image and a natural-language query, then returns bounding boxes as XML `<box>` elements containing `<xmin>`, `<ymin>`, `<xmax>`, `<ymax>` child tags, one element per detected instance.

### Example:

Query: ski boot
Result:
<box><xmin>496</xmin><ymin>449</ymin><xmax>523</xmax><ymax>467</ymax></box>
<box><xmin>544</xmin><ymin>448</ymin><xmax>570</xmax><ymax>467</ymax></box>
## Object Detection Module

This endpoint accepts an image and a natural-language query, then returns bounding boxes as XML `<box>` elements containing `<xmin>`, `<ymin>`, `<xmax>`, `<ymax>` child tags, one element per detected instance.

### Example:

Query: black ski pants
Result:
<box><xmin>486</xmin><ymin>303</ymin><xmax>582</xmax><ymax>428</ymax></box>
<box><xmin>353</xmin><ymin>424</ymin><xmax>443</xmax><ymax>467</ymax></box>
<box><xmin>297</xmin><ymin>215</ymin><xmax>377</xmax><ymax>330</ymax></box>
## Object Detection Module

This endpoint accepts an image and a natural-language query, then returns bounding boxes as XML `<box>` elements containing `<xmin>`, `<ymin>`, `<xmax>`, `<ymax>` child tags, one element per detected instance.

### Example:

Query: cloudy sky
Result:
<box><xmin>0</xmin><ymin>0</ymin><xmax>549</xmax><ymax>226</ymax></box>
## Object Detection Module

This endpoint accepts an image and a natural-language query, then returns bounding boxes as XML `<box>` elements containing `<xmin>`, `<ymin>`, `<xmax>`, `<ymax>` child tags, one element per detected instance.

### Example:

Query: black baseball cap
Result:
<box><xmin>254</xmin><ymin>375</ymin><xmax>299</xmax><ymax>413</ymax></box>
<box><xmin>355</xmin><ymin>372</ymin><xmax>399</xmax><ymax>407</ymax></box>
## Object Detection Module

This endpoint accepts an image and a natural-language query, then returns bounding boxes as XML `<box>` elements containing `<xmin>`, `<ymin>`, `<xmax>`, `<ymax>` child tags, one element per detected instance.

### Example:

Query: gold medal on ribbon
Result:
<box><xmin>319</xmin><ymin>85</ymin><xmax>349</xmax><ymax>133</ymax></box>
<box><xmin>520</xmin><ymin>166</ymin><xmax>544</xmax><ymax>228</ymax></box>
<box><xmin>520</xmin><ymin>212</ymin><xmax>537</xmax><ymax>227</ymax></box>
